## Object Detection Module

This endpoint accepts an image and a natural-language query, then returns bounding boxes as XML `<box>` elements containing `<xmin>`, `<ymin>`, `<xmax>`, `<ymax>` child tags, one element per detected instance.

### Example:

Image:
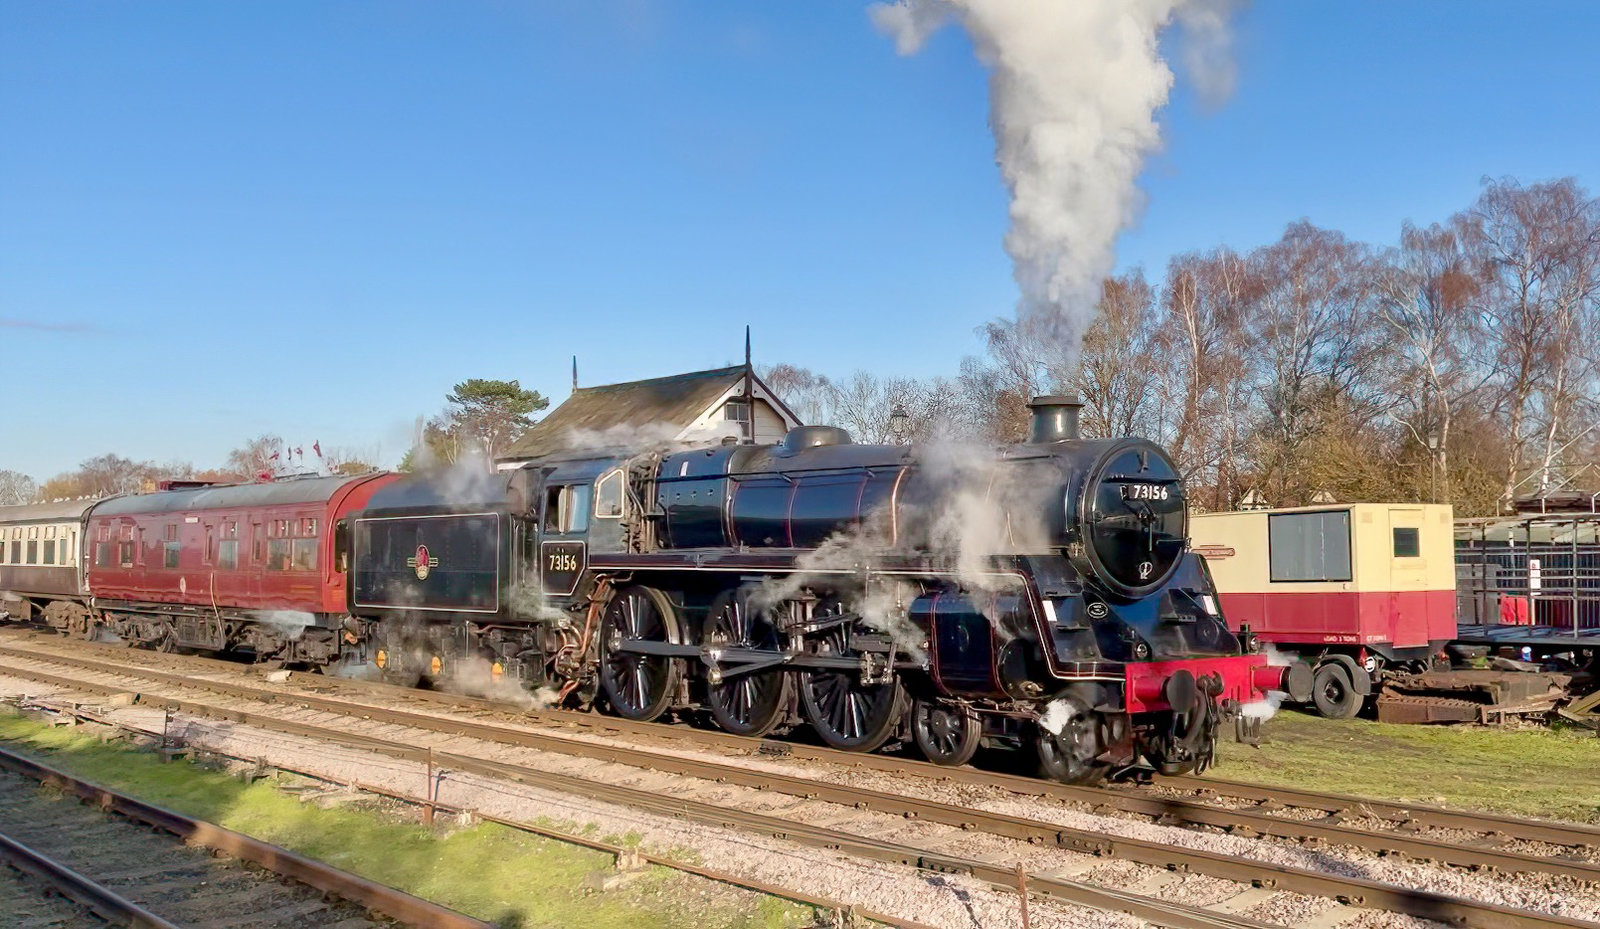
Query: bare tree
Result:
<box><xmin>225</xmin><ymin>434</ymin><xmax>285</xmax><ymax>479</ymax></box>
<box><xmin>0</xmin><ymin>470</ymin><xmax>36</xmax><ymax>505</ymax></box>
<box><xmin>1375</xmin><ymin>220</ymin><xmax>1490</xmax><ymax>503</ymax></box>
<box><xmin>1462</xmin><ymin>177</ymin><xmax>1600</xmax><ymax>507</ymax></box>
<box><xmin>1077</xmin><ymin>271</ymin><xmax>1162</xmax><ymax>439</ymax></box>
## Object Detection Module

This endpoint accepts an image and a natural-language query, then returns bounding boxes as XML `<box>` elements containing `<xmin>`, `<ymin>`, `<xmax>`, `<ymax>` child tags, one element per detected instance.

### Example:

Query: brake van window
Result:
<box><xmin>1268</xmin><ymin>511</ymin><xmax>1353</xmax><ymax>582</ymax></box>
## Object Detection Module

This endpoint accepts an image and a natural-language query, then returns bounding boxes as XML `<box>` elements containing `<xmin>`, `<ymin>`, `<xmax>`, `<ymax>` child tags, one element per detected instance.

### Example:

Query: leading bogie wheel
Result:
<box><xmin>911</xmin><ymin>698</ymin><xmax>981</xmax><ymax>767</ymax></box>
<box><xmin>703</xmin><ymin>590</ymin><xmax>793</xmax><ymax>738</ymax></box>
<box><xmin>600</xmin><ymin>585</ymin><xmax>683</xmax><ymax>722</ymax></box>
<box><xmin>1035</xmin><ymin>697</ymin><xmax>1109</xmax><ymax>785</ymax></box>
<box><xmin>798</xmin><ymin>598</ymin><xmax>908</xmax><ymax>752</ymax></box>
<box><xmin>1311</xmin><ymin>661</ymin><xmax>1363</xmax><ymax>719</ymax></box>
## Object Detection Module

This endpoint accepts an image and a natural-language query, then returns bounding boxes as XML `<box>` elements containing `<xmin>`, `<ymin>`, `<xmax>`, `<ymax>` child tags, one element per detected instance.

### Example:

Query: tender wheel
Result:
<box><xmin>1036</xmin><ymin>697</ymin><xmax>1109</xmax><ymax>785</ymax></box>
<box><xmin>600</xmin><ymin>586</ymin><xmax>682</xmax><ymax>722</ymax></box>
<box><xmin>799</xmin><ymin>599</ymin><xmax>908</xmax><ymax>752</ymax></box>
<box><xmin>703</xmin><ymin>591</ymin><xmax>793</xmax><ymax>738</ymax></box>
<box><xmin>1311</xmin><ymin>662</ymin><xmax>1363</xmax><ymax>719</ymax></box>
<box><xmin>911</xmin><ymin>698</ymin><xmax>981</xmax><ymax>767</ymax></box>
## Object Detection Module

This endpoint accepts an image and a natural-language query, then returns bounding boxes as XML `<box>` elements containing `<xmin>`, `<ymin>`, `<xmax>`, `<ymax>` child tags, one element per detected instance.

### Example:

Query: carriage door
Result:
<box><xmin>538</xmin><ymin>480</ymin><xmax>591</xmax><ymax>597</ymax></box>
<box><xmin>1386</xmin><ymin>508</ymin><xmax>1427</xmax><ymax>647</ymax></box>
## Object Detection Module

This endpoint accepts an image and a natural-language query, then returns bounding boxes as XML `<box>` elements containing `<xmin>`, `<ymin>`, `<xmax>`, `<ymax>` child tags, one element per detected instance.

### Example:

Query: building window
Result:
<box><xmin>1268</xmin><ymin>511</ymin><xmax>1352</xmax><ymax>582</ymax></box>
<box><xmin>1393</xmin><ymin>527</ymin><xmax>1420</xmax><ymax>558</ymax></box>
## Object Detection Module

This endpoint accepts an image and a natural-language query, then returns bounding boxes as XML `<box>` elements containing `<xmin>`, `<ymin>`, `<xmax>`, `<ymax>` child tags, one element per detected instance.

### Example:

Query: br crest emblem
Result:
<box><xmin>406</xmin><ymin>544</ymin><xmax>439</xmax><ymax>581</ymax></box>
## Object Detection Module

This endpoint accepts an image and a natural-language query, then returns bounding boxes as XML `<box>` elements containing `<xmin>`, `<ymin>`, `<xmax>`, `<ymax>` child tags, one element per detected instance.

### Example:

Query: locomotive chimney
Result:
<box><xmin>1027</xmin><ymin>395</ymin><xmax>1082</xmax><ymax>443</ymax></box>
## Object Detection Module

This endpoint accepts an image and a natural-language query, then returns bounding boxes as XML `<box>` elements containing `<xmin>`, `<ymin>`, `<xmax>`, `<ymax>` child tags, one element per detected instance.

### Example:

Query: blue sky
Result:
<box><xmin>4</xmin><ymin>1</ymin><xmax>1598</xmax><ymax>480</ymax></box>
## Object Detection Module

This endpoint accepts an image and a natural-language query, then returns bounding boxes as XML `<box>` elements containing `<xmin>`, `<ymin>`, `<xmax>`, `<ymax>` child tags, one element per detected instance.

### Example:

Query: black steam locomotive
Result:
<box><xmin>348</xmin><ymin>397</ymin><xmax>1280</xmax><ymax>783</ymax></box>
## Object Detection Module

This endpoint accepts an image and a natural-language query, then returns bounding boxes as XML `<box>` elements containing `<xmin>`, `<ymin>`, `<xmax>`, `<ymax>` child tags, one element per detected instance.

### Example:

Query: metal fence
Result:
<box><xmin>1455</xmin><ymin>514</ymin><xmax>1600</xmax><ymax>635</ymax></box>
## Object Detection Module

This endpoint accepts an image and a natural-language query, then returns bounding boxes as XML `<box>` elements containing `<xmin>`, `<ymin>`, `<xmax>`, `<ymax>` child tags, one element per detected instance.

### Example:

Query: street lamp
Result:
<box><xmin>889</xmin><ymin>406</ymin><xmax>910</xmax><ymax>445</ymax></box>
<box><xmin>1427</xmin><ymin>434</ymin><xmax>1440</xmax><ymax>503</ymax></box>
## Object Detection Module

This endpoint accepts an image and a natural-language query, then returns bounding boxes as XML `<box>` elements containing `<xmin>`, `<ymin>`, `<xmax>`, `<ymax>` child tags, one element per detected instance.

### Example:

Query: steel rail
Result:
<box><xmin>0</xmin><ymin>743</ymin><xmax>492</xmax><ymax>929</ymax></box>
<box><xmin>0</xmin><ymin>662</ymin><xmax>1279</xmax><ymax>929</ymax></box>
<box><xmin>0</xmin><ymin>830</ymin><xmax>182</xmax><ymax>929</ymax></box>
<box><xmin>14</xmin><ymin>631</ymin><xmax>1600</xmax><ymax>850</ymax></box>
<box><xmin>3</xmin><ymin>657</ymin><xmax>1596</xmax><ymax>929</ymax></box>
<box><xmin>5</xmin><ymin>642</ymin><xmax>1596</xmax><ymax>882</ymax></box>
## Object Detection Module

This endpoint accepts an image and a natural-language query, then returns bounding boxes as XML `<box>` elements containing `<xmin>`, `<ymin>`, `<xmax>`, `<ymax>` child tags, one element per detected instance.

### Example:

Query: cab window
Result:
<box><xmin>543</xmin><ymin>484</ymin><xmax>592</xmax><ymax>534</ymax></box>
<box><xmin>595</xmin><ymin>470</ymin><xmax>624</xmax><ymax>518</ymax></box>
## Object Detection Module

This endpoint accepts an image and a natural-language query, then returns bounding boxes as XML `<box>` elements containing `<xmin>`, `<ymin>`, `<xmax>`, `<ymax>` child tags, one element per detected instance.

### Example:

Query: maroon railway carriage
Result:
<box><xmin>83</xmin><ymin>474</ymin><xmax>395</xmax><ymax>663</ymax></box>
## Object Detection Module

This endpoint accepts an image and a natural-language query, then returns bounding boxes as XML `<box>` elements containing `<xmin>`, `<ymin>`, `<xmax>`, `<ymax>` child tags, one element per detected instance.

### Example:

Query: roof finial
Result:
<box><xmin>572</xmin><ymin>355</ymin><xmax>578</xmax><ymax>392</ymax></box>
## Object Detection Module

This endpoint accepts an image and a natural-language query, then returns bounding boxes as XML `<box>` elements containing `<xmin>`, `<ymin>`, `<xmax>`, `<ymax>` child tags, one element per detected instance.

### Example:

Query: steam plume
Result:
<box><xmin>870</xmin><ymin>0</ymin><xmax>1243</xmax><ymax>367</ymax></box>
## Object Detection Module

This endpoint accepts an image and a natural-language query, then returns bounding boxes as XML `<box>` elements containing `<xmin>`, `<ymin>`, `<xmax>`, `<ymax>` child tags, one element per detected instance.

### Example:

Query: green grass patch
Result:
<box><xmin>0</xmin><ymin>714</ymin><xmax>818</xmax><ymax>929</ymax></box>
<box><xmin>1214</xmin><ymin>710</ymin><xmax>1600</xmax><ymax>823</ymax></box>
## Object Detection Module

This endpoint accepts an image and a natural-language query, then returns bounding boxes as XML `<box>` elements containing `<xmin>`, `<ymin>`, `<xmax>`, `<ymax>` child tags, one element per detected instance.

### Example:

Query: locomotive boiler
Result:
<box><xmin>348</xmin><ymin>396</ymin><xmax>1281</xmax><ymax>783</ymax></box>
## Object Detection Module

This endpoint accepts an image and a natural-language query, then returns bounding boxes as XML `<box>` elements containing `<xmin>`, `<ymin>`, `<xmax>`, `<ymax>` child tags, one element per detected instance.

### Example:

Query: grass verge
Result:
<box><xmin>1213</xmin><ymin>710</ymin><xmax>1600</xmax><ymax>823</ymax></box>
<box><xmin>0</xmin><ymin>713</ymin><xmax>818</xmax><ymax>929</ymax></box>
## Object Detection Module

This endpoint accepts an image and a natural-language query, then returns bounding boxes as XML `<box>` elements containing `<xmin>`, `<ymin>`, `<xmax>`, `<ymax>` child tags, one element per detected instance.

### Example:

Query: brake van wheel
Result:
<box><xmin>1311</xmin><ymin>662</ymin><xmax>1364</xmax><ymax>719</ymax></box>
<box><xmin>599</xmin><ymin>585</ymin><xmax>683</xmax><ymax>722</ymax></box>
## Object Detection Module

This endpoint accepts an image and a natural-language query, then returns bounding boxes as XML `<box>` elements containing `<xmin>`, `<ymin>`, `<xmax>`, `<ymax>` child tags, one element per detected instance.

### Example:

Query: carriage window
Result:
<box><xmin>1393</xmin><ymin>527</ymin><xmax>1420</xmax><ymax>558</ymax></box>
<box><xmin>300</xmin><ymin>518</ymin><xmax>317</xmax><ymax>537</ymax></box>
<box><xmin>291</xmin><ymin>538</ymin><xmax>317</xmax><ymax>571</ymax></box>
<box><xmin>164</xmin><ymin>541</ymin><xmax>181</xmax><ymax>568</ymax></box>
<box><xmin>1268</xmin><ymin>511</ymin><xmax>1352</xmax><ymax>582</ymax></box>
<box><xmin>267</xmin><ymin>539</ymin><xmax>290</xmax><ymax>571</ymax></box>
<box><xmin>166</xmin><ymin>524</ymin><xmax>178</xmax><ymax>542</ymax></box>
<box><xmin>117</xmin><ymin>541</ymin><xmax>133</xmax><ymax>567</ymax></box>
<box><xmin>218</xmin><ymin>540</ymin><xmax>239</xmax><ymax>570</ymax></box>
<box><xmin>26</xmin><ymin>541</ymin><xmax>37</xmax><ymax>564</ymax></box>
<box><xmin>94</xmin><ymin>542</ymin><xmax>111</xmax><ymax>566</ymax></box>
<box><xmin>41</xmin><ymin>541</ymin><xmax>55</xmax><ymax>565</ymax></box>
<box><xmin>595</xmin><ymin>471</ymin><xmax>624</xmax><ymax>518</ymax></box>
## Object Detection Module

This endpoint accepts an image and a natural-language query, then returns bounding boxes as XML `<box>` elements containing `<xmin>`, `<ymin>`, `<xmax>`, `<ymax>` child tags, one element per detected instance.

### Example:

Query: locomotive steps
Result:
<box><xmin>0</xmin><ymin>632</ymin><xmax>1596</xmax><ymax>929</ymax></box>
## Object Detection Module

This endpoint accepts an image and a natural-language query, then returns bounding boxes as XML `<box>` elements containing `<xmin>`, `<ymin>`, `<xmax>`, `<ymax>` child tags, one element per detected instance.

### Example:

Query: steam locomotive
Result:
<box><xmin>348</xmin><ymin>397</ymin><xmax>1282</xmax><ymax>783</ymax></box>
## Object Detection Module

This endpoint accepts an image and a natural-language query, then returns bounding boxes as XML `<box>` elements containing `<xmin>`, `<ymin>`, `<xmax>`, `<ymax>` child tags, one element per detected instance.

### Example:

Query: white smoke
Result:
<box><xmin>1038</xmin><ymin>697</ymin><xmax>1075</xmax><ymax>736</ymax></box>
<box><xmin>1239</xmin><ymin>642</ymin><xmax>1293</xmax><ymax>722</ymax></box>
<box><xmin>251</xmin><ymin>610</ymin><xmax>315</xmax><ymax>642</ymax></box>
<box><xmin>556</xmin><ymin>420</ymin><xmax>740</xmax><ymax>455</ymax></box>
<box><xmin>870</xmin><ymin>0</ymin><xmax>1244</xmax><ymax>367</ymax></box>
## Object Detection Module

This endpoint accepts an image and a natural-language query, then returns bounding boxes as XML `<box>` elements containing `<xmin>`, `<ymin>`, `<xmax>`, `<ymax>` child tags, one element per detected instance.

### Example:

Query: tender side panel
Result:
<box><xmin>352</xmin><ymin>513</ymin><xmax>501</xmax><ymax>613</ymax></box>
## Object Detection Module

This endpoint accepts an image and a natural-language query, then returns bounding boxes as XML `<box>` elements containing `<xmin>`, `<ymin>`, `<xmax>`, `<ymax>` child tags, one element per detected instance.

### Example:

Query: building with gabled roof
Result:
<box><xmin>495</xmin><ymin>365</ymin><xmax>802</xmax><ymax>469</ymax></box>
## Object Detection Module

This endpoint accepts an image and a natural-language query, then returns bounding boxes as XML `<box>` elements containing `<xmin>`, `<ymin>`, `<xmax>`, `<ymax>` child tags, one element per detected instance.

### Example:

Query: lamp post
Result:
<box><xmin>889</xmin><ymin>406</ymin><xmax>910</xmax><ymax>445</ymax></box>
<box><xmin>1427</xmin><ymin>434</ymin><xmax>1440</xmax><ymax>504</ymax></box>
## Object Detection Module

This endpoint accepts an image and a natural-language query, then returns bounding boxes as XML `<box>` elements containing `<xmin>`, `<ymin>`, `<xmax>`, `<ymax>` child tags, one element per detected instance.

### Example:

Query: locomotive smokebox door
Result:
<box><xmin>541</xmin><ymin>541</ymin><xmax>586</xmax><ymax>596</ymax></box>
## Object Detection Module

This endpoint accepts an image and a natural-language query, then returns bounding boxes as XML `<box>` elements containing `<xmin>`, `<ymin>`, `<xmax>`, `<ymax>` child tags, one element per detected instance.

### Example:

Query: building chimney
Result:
<box><xmin>1027</xmin><ymin>395</ymin><xmax>1082</xmax><ymax>443</ymax></box>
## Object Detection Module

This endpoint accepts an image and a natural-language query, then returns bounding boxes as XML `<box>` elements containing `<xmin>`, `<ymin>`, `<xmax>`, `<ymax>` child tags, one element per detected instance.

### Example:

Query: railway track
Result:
<box><xmin>0</xmin><ymin>633</ymin><xmax>1596</xmax><ymax>929</ymax></box>
<box><xmin>4</xmin><ymin>634</ymin><xmax>1598</xmax><ymax>873</ymax></box>
<box><xmin>0</xmin><ymin>741</ymin><xmax>490</xmax><ymax>929</ymax></box>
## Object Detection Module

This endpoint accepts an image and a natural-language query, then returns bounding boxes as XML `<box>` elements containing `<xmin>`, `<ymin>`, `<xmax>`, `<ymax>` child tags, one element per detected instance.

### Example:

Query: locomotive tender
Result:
<box><xmin>349</xmin><ymin>396</ymin><xmax>1281</xmax><ymax>783</ymax></box>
